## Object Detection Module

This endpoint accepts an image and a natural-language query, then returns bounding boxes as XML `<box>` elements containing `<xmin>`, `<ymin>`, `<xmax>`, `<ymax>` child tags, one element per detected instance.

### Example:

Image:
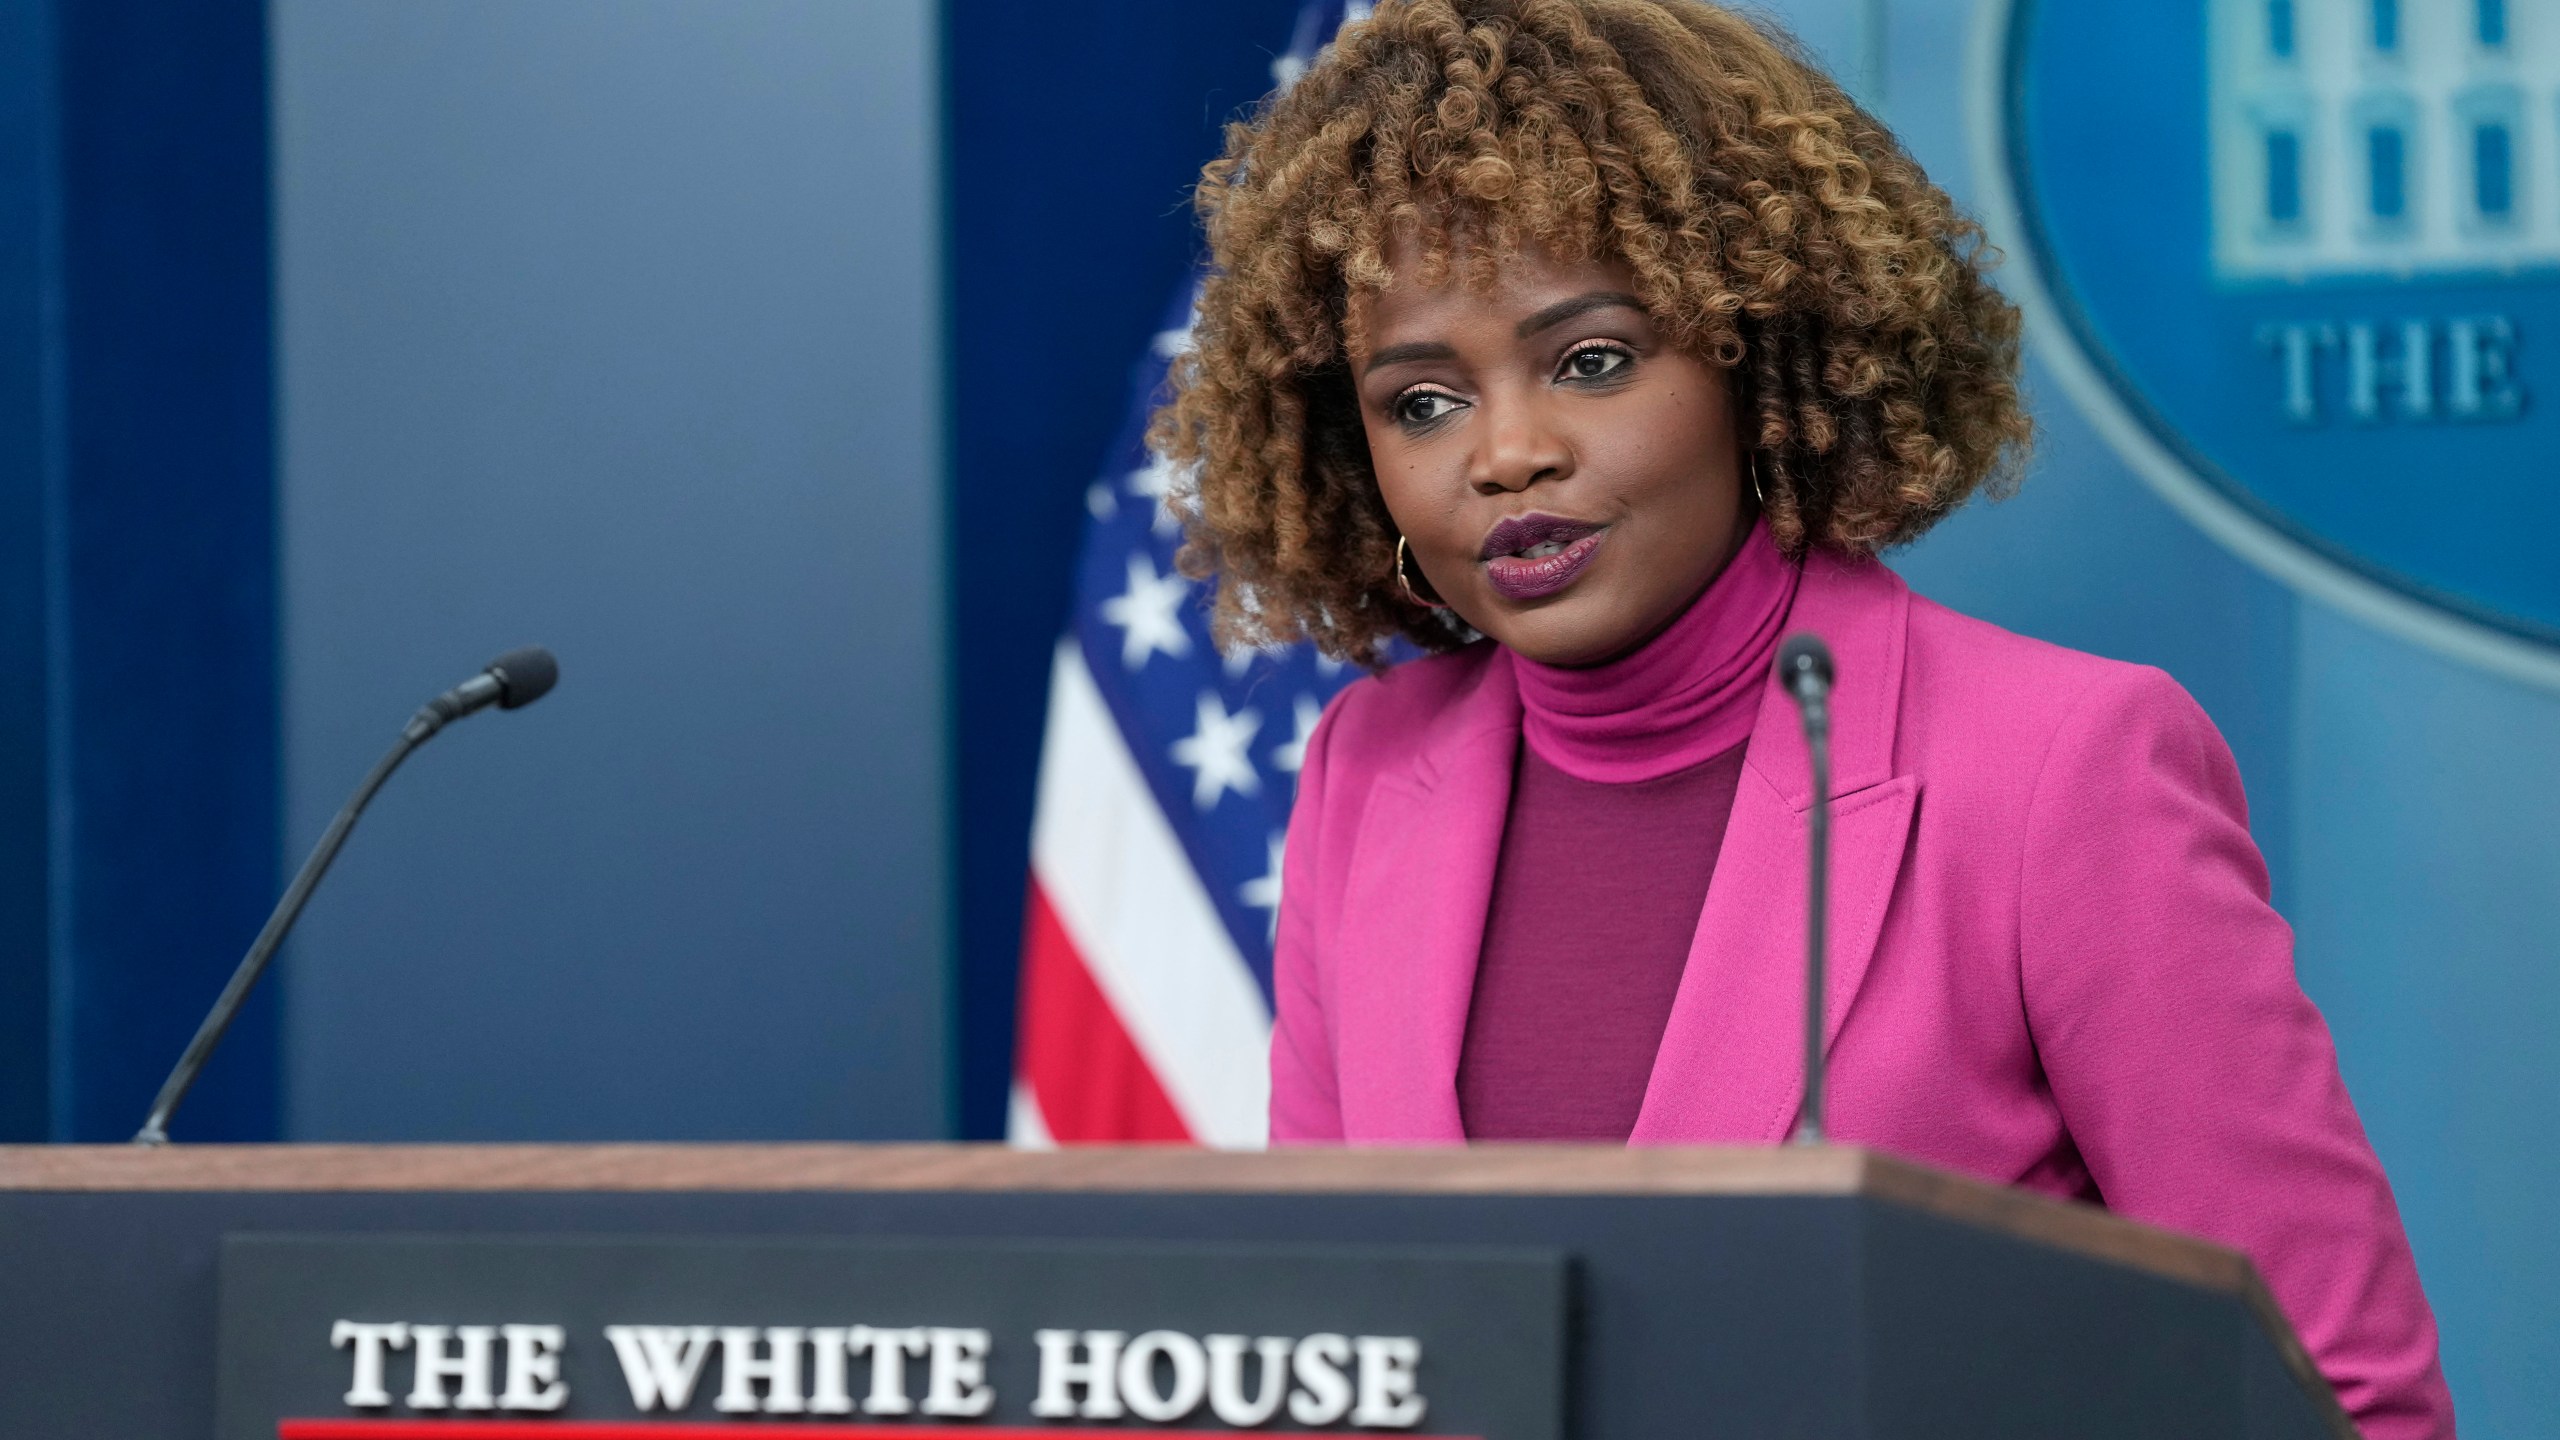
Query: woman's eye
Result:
<box><xmin>1562</xmin><ymin>345</ymin><xmax>1631</xmax><ymax>381</ymax></box>
<box><xmin>1395</xmin><ymin>390</ymin><xmax>1463</xmax><ymax>425</ymax></box>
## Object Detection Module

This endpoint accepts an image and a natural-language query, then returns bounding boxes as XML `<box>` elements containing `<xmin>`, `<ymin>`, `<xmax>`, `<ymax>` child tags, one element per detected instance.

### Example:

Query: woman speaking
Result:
<box><xmin>1150</xmin><ymin>0</ymin><xmax>2451</xmax><ymax>1433</ymax></box>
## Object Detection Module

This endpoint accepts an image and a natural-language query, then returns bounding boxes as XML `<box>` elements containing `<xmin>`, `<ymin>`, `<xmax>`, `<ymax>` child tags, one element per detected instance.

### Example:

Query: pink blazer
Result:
<box><xmin>1272</xmin><ymin>548</ymin><xmax>2452</xmax><ymax>1438</ymax></box>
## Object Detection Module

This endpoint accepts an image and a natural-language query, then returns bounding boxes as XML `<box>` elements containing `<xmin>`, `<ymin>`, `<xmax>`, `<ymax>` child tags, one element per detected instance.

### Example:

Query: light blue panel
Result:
<box><xmin>1751</xmin><ymin>0</ymin><xmax>1865</xmax><ymax>99</ymax></box>
<box><xmin>2291</xmin><ymin>605</ymin><xmax>2560</xmax><ymax>1437</ymax></box>
<box><xmin>272</xmin><ymin>0</ymin><xmax>946</xmax><ymax>1139</ymax></box>
<box><xmin>1874</xmin><ymin>0</ymin><xmax>1971</xmax><ymax>177</ymax></box>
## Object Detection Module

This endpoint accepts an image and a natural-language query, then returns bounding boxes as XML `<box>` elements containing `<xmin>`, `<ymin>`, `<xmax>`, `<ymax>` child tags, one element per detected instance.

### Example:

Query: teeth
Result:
<box><xmin>1521</xmin><ymin>541</ymin><xmax>1565</xmax><ymax>559</ymax></box>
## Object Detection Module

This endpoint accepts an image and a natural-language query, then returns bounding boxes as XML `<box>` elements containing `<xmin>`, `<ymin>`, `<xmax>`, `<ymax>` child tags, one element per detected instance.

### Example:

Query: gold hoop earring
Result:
<box><xmin>1395</xmin><ymin>536</ymin><xmax>1446</xmax><ymax>609</ymax></box>
<box><xmin>1749</xmin><ymin>450</ymin><xmax>1770</xmax><ymax>508</ymax></box>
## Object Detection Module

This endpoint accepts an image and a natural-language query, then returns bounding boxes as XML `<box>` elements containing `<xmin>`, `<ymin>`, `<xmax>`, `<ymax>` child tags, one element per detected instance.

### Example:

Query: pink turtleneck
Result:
<box><xmin>1458</xmin><ymin>519</ymin><xmax>1799</xmax><ymax>1140</ymax></box>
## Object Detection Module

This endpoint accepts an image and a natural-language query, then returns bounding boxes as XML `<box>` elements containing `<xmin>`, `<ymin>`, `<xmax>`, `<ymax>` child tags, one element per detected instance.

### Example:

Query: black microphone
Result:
<box><xmin>133</xmin><ymin>646</ymin><xmax>559</xmax><ymax>1145</ymax></box>
<box><xmin>1774</xmin><ymin>633</ymin><xmax>1834</xmax><ymax>1146</ymax></box>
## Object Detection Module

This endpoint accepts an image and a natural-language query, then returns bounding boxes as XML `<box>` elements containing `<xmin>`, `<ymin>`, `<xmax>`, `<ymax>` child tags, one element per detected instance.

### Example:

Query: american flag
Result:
<box><xmin>1010</xmin><ymin>1</ymin><xmax>1368</xmax><ymax>1148</ymax></box>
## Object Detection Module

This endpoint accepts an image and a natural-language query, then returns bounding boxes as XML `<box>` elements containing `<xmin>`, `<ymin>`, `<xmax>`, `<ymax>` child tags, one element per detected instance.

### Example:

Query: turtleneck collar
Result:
<box><xmin>1506</xmin><ymin>517</ymin><xmax>1799</xmax><ymax>785</ymax></box>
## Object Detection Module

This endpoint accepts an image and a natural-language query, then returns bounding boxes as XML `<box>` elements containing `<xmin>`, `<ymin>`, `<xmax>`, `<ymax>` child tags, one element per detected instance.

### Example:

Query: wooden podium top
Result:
<box><xmin>0</xmin><ymin>1141</ymin><xmax>2234</xmax><ymax>1288</ymax></box>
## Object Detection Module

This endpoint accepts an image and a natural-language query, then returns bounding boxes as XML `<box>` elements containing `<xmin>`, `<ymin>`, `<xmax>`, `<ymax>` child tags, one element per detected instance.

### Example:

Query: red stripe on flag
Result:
<box><xmin>279</xmin><ymin>1426</ymin><xmax>1479</xmax><ymax>1439</ymax></box>
<box><xmin>1016</xmin><ymin>877</ymin><xmax>1194</xmax><ymax>1143</ymax></box>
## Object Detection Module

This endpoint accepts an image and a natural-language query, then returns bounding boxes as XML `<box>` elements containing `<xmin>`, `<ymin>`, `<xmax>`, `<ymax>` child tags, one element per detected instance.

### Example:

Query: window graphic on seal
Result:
<box><xmin>2209</xmin><ymin>0</ymin><xmax>2560</xmax><ymax>280</ymax></box>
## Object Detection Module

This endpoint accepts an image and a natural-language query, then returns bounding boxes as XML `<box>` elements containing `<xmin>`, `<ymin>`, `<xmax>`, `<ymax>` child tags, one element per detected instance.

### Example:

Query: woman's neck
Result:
<box><xmin>1507</xmin><ymin>518</ymin><xmax>1798</xmax><ymax>784</ymax></box>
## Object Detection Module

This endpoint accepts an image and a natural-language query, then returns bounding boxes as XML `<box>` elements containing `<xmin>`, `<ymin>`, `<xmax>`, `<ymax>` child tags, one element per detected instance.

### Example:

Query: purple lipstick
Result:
<box><xmin>1479</xmin><ymin>513</ymin><xmax>1605</xmax><ymax>601</ymax></box>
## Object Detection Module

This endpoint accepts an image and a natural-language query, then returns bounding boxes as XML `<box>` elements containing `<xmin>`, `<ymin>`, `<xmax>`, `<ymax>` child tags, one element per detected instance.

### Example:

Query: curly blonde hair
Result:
<box><xmin>1150</xmin><ymin>0</ymin><xmax>2031</xmax><ymax>664</ymax></box>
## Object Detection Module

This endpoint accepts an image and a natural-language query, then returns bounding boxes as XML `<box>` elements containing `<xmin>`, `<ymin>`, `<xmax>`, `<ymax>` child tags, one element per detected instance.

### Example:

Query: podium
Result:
<box><xmin>0</xmin><ymin>1144</ymin><xmax>2352</xmax><ymax>1439</ymax></box>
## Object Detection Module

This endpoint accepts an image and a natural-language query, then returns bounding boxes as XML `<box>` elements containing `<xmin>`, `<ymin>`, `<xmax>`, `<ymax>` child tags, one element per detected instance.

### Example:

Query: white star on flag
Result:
<box><xmin>1126</xmin><ymin>450</ymin><xmax>1190</xmax><ymax>536</ymax></box>
<box><xmin>1271</xmin><ymin>693</ymin><xmax>1324</xmax><ymax>773</ymax></box>
<box><xmin>1169</xmin><ymin>690</ymin><xmax>1262</xmax><ymax>810</ymax></box>
<box><xmin>1099</xmin><ymin>552</ymin><xmax>1193</xmax><ymax>670</ymax></box>
<box><xmin>1240</xmin><ymin>831</ymin><xmax>1286</xmax><ymax>941</ymax></box>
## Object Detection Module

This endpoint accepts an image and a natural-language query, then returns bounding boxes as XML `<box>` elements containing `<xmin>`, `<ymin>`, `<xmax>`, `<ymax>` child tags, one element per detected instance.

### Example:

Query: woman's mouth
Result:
<box><xmin>1479</xmin><ymin>515</ymin><xmax>1606</xmax><ymax>601</ymax></box>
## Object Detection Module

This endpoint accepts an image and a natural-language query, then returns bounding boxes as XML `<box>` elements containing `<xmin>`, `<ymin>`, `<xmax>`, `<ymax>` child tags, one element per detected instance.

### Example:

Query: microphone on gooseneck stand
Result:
<box><xmin>1774</xmin><ymin>633</ymin><xmax>1835</xmax><ymax>1147</ymax></box>
<box><xmin>132</xmin><ymin>646</ymin><xmax>560</xmax><ymax>1146</ymax></box>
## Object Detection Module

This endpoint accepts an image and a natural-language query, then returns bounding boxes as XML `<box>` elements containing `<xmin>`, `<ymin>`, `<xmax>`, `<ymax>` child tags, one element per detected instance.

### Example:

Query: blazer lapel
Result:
<box><xmin>1331</xmin><ymin>663</ymin><xmax>1521</xmax><ymax>1142</ymax></box>
<box><xmin>1632</xmin><ymin>551</ymin><xmax>1921</xmax><ymax>1144</ymax></box>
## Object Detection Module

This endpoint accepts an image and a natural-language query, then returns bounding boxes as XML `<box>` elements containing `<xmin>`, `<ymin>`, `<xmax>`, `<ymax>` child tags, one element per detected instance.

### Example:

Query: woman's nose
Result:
<box><xmin>1469</xmin><ymin>394</ymin><xmax>1572</xmax><ymax>494</ymax></box>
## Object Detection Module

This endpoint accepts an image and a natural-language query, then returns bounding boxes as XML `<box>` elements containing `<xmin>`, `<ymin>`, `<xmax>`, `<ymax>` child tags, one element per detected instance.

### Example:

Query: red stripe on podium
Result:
<box><xmin>275</xmin><ymin>1414</ymin><xmax>1484</xmax><ymax>1424</ymax></box>
<box><xmin>1015</xmin><ymin>876</ymin><xmax>1194</xmax><ymax>1143</ymax></box>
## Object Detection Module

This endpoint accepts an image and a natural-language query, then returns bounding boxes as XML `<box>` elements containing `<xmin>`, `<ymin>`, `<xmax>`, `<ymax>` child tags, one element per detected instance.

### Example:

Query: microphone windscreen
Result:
<box><xmin>488</xmin><ymin>646</ymin><xmax>559</xmax><ymax>709</ymax></box>
<box><xmin>1775</xmin><ymin>632</ymin><xmax>1834</xmax><ymax>694</ymax></box>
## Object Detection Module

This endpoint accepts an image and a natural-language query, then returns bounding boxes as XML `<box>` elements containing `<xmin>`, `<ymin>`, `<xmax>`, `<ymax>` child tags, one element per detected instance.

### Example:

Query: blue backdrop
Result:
<box><xmin>0</xmin><ymin>0</ymin><xmax>279</xmax><ymax>1143</ymax></box>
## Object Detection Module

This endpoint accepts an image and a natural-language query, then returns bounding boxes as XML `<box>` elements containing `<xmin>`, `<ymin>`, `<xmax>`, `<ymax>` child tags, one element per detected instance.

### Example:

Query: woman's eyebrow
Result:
<box><xmin>1361</xmin><ymin>340</ymin><xmax>1459</xmax><ymax>375</ymax></box>
<box><xmin>1515</xmin><ymin>290</ymin><xmax>1645</xmax><ymax>339</ymax></box>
